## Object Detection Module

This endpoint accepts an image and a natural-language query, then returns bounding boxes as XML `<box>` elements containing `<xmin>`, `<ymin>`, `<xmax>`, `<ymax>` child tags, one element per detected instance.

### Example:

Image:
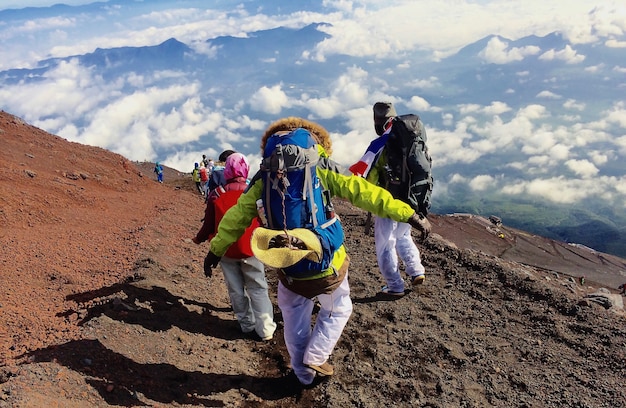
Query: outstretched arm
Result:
<box><xmin>320</xmin><ymin>168</ymin><xmax>430</xmax><ymax>240</ymax></box>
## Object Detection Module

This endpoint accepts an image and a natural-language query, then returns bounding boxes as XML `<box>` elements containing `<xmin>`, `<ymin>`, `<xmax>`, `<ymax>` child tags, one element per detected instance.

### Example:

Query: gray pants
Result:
<box><xmin>220</xmin><ymin>256</ymin><xmax>276</xmax><ymax>339</ymax></box>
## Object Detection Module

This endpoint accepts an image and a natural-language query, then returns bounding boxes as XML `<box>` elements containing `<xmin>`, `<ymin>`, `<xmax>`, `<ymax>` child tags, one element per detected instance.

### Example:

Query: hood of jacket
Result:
<box><xmin>224</xmin><ymin>152</ymin><xmax>249</xmax><ymax>181</ymax></box>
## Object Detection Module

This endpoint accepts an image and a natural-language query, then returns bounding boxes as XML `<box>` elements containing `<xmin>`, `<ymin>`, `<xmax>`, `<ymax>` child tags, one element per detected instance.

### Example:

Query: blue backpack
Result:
<box><xmin>260</xmin><ymin>128</ymin><xmax>344</xmax><ymax>278</ymax></box>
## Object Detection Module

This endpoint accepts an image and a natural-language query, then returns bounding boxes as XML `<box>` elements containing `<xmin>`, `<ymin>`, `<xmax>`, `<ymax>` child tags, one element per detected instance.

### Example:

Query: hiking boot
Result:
<box><xmin>243</xmin><ymin>331</ymin><xmax>273</xmax><ymax>342</ymax></box>
<box><xmin>306</xmin><ymin>361</ymin><xmax>334</xmax><ymax>376</ymax></box>
<box><xmin>378</xmin><ymin>286</ymin><xmax>405</xmax><ymax>297</ymax></box>
<box><xmin>411</xmin><ymin>274</ymin><xmax>425</xmax><ymax>286</ymax></box>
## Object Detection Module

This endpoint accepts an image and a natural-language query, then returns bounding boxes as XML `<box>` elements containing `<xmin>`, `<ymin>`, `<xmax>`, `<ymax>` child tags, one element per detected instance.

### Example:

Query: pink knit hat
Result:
<box><xmin>224</xmin><ymin>152</ymin><xmax>249</xmax><ymax>180</ymax></box>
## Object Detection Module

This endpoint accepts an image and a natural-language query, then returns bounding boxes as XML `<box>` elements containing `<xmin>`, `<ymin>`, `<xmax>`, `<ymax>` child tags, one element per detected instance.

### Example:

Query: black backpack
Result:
<box><xmin>382</xmin><ymin>114</ymin><xmax>433</xmax><ymax>216</ymax></box>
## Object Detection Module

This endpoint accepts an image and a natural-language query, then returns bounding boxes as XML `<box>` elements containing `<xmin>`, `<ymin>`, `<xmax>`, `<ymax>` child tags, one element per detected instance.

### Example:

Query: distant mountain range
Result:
<box><xmin>1</xmin><ymin>23</ymin><xmax>625</xmax><ymax>257</ymax></box>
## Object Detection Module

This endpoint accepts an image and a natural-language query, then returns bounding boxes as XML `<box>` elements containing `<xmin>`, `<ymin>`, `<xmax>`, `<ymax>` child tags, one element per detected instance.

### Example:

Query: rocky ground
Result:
<box><xmin>1</xmin><ymin>110</ymin><xmax>625</xmax><ymax>407</ymax></box>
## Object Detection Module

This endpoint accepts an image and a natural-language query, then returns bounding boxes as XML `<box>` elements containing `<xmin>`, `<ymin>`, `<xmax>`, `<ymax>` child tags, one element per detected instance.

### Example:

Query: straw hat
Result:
<box><xmin>251</xmin><ymin>227</ymin><xmax>322</xmax><ymax>269</ymax></box>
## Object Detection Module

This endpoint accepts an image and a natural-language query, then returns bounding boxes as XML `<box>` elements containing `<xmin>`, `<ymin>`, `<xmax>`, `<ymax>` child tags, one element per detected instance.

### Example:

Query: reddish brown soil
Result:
<box><xmin>1</xmin><ymin>110</ymin><xmax>625</xmax><ymax>407</ymax></box>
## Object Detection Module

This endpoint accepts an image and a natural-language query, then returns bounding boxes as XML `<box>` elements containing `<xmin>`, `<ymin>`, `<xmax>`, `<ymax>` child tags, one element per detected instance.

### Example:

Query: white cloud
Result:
<box><xmin>405</xmin><ymin>95</ymin><xmax>432</xmax><ymax>112</ymax></box>
<box><xmin>501</xmin><ymin>174</ymin><xmax>626</xmax><ymax>205</ymax></box>
<box><xmin>73</xmin><ymin>83</ymin><xmax>211</xmax><ymax>159</ymax></box>
<box><xmin>458</xmin><ymin>101</ymin><xmax>511</xmax><ymax>116</ymax></box>
<box><xmin>466</xmin><ymin>105</ymin><xmax>548</xmax><ymax>156</ymax></box>
<box><xmin>563</xmin><ymin>99</ymin><xmax>586</xmax><ymax>111</ymax></box>
<box><xmin>501</xmin><ymin>177</ymin><xmax>590</xmax><ymax>203</ymax></box>
<box><xmin>428</xmin><ymin>122</ymin><xmax>482</xmax><ymax>166</ymax></box>
<box><xmin>527</xmin><ymin>155</ymin><xmax>551</xmax><ymax>166</ymax></box>
<box><xmin>408</xmin><ymin>76</ymin><xmax>439</xmax><ymax>89</ymax></box>
<box><xmin>0</xmin><ymin>58</ymin><xmax>112</xmax><ymax>123</ymax></box>
<box><xmin>520</xmin><ymin>128</ymin><xmax>557</xmax><ymax>156</ymax></box>
<box><xmin>478</xmin><ymin>37</ymin><xmax>540</xmax><ymax>64</ymax></box>
<box><xmin>606</xmin><ymin>39</ymin><xmax>626</xmax><ymax>48</ymax></box>
<box><xmin>560</xmin><ymin>114</ymin><xmax>582</xmax><ymax>121</ymax></box>
<box><xmin>296</xmin><ymin>66</ymin><xmax>370</xmax><ymax>120</ymax></box>
<box><xmin>604</xmin><ymin>101</ymin><xmax>626</xmax><ymax>128</ymax></box>
<box><xmin>249</xmin><ymin>85</ymin><xmax>290</xmax><ymax>114</ymax></box>
<box><xmin>565</xmin><ymin>159</ymin><xmax>600</xmax><ymax>178</ymax></box>
<box><xmin>536</xmin><ymin>90</ymin><xmax>562</xmax><ymax>99</ymax></box>
<box><xmin>613</xmin><ymin>66</ymin><xmax>626</xmax><ymax>73</ymax></box>
<box><xmin>589</xmin><ymin>151</ymin><xmax>609</xmax><ymax>166</ymax></box>
<box><xmin>584</xmin><ymin>64</ymin><xmax>604</xmax><ymax>73</ymax></box>
<box><xmin>616</xmin><ymin>136</ymin><xmax>626</xmax><ymax>155</ymax></box>
<box><xmin>469</xmin><ymin>175</ymin><xmax>496</xmax><ymax>191</ymax></box>
<box><xmin>483</xmin><ymin>101</ymin><xmax>511</xmax><ymax>115</ymax></box>
<box><xmin>2</xmin><ymin>0</ymin><xmax>623</xmax><ymax>70</ymax></box>
<box><xmin>538</xmin><ymin>45</ymin><xmax>586</xmax><ymax>64</ymax></box>
<box><xmin>449</xmin><ymin>174</ymin><xmax>468</xmax><ymax>184</ymax></box>
<box><xmin>458</xmin><ymin>104</ymin><xmax>482</xmax><ymax>115</ymax></box>
<box><xmin>549</xmin><ymin>144</ymin><xmax>571</xmax><ymax>161</ymax></box>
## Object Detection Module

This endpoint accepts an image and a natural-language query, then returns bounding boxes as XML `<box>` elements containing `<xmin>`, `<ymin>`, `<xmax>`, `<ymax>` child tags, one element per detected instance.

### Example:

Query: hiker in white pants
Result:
<box><xmin>350</xmin><ymin>102</ymin><xmax>430</xmax><ymax>297</ymax></box>
<box><xmin>375</xmin><ymin>216</ymin><xmax>426</xmax><ymax>294</ymax></box>
<box><xmin>278</xmin><ymin>273</ymin><xmax>352</xmax><ymax>385</ymax></box>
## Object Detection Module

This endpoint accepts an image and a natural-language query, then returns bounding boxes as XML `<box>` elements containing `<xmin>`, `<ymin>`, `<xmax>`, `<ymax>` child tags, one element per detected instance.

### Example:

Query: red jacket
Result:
<box><xmin>194</xmin><ymin>177</ymin><xmax>258</xmax><ymax>258</ymax></box>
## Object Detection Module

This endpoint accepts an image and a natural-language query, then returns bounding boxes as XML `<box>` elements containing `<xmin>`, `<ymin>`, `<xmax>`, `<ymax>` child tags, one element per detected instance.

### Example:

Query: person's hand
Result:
<box><xmin>408</xmin><ymin>213</ymin><xmax>431</xmax><ymax>242</ymax></box>
<box><xmin>204</xmin><ymin>251</ymin><xmax>221</xmax><ymax>278</ymax></box>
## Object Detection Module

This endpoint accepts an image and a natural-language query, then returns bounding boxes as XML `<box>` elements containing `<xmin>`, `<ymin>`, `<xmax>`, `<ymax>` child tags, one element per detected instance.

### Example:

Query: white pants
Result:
<box><xmin>278</xmin><ymin>273</ymin><xmax>353</xmax><ymax>385</ymax></box>
<box><xmin>374</xmin><ymin>217</ymin><xmax>425</xmax><ymax>293</ymax></box>
<box><xmin>220</xmin><ymin>256</ymin><xmax>276</xmax><ymax>340</ymax></box>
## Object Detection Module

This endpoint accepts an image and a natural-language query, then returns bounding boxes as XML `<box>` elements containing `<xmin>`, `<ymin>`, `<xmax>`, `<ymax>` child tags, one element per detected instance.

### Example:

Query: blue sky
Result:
<box><xmin>0</xmin><ymin>0</ymin><xmax>91</xmax><ymax>7</ymax></box>
<box><xmin>1</xmin><ymin>0</ymin><xmax>625</xmax><ymax>210</ymax></box>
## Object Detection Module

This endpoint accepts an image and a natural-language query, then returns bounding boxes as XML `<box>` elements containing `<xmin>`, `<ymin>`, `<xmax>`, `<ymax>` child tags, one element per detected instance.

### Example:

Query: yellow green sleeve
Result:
<box><xmin>321</xmin><ymin>169</ymin><xmax>414</xmax><ymax>222</ymax></box>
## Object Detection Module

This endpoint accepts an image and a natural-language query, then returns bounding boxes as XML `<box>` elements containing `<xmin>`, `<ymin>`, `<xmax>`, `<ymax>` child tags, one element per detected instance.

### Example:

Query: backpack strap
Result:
<box><xmin>303</xmin><ymin>160</ymin><xmax>318</xmax><ymax>228</ymax></box>
<box><xmin>213</xmin><ymin>185</ymin><xmax>226</xmax><ymax>198</ymax></box>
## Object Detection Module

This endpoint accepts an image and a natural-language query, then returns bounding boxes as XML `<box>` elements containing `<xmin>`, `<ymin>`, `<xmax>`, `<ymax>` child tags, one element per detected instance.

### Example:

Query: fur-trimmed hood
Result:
<box><xmin>261</xmin><ymin>117</ymin><xmax>333</xmax><ymax>156</ymax></box>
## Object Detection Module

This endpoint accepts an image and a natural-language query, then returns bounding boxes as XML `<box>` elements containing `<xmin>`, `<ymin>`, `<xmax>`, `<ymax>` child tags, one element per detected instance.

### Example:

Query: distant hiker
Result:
<box><xmin>349</xmin><ymin>102</ymin><xmax>432</xmax><ymax>296</ymax></box>
<box><xmin>619</xmin><ymin>283</ymin><xmax>626</xmax><ymax>295</ymax></box>
<box><xmin>207</xmin><ymin>150</ymin><xmax>236</xmax><ymax>192</ymax></box>
<box><xmin>199</xmin><ymin>165</ymin><xmax>209</xmax><ymax>196</ymax></box>
<box><xmin>153</xmin><ymin>161</ymin><xmax>163</xmax><ymax>183</ymax></box>
<box><xmin>203</xmin><ymin>117</ymin><xmax>430</xmax><ymax>387</ymax></box>
<box><xmin>207</xmin><ymin>158</ymin><xmax>215</xmax><ymax>175</ymax></box>
<box><xmin>201</xmin><ymin>154</ymin><xmax>209</xmax><ymax>168</ymax></box>
<box><xmin>192</xmin><ymin>163</ymin><xmax>203</xmax><ymax>195</ymax></box>
<box><xmin>192</xmin><ymin>152</ymin><xmax>276</xmax><ymax>341</ymax></box>
<box><xmin>579</xmin><ymin>276</ymin><xmax>585</xmax><ymax>286</ymax></box>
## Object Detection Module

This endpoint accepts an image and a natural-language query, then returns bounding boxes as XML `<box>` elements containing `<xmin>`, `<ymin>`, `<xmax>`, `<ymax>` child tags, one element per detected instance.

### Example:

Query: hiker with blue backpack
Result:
<box><xmin>350</xmin><ymin>102</ymin><xmax>433</xmax><ymax>297</ymax></box>
<box><xmin>192</xmin><ymin>152</ymin><xmax>276</xmax><ymax>341</ymax></box>
<box><xmin>203</xmin><ymin>117</ymin><xmax>430</xmax><ymax>387</ymax></box>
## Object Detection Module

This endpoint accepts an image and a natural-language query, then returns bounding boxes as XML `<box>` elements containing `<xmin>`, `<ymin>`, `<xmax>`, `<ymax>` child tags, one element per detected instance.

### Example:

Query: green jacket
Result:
<box><xmin>209</xmin><ymin>156</ymin><xmax>415</xmax><ymax>263</ymax></box>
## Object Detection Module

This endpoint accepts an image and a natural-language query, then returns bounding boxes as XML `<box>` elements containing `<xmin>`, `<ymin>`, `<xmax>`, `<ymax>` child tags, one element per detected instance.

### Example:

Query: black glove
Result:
<box><xmin>408</xmin><ymin>213</ymin><xmax>431</xmax><ymax>242</ymax></box>
<box><xmin>203</xmin><ymin>251</ymin><xmax>221</xmax><ymax>278</ymax></box>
